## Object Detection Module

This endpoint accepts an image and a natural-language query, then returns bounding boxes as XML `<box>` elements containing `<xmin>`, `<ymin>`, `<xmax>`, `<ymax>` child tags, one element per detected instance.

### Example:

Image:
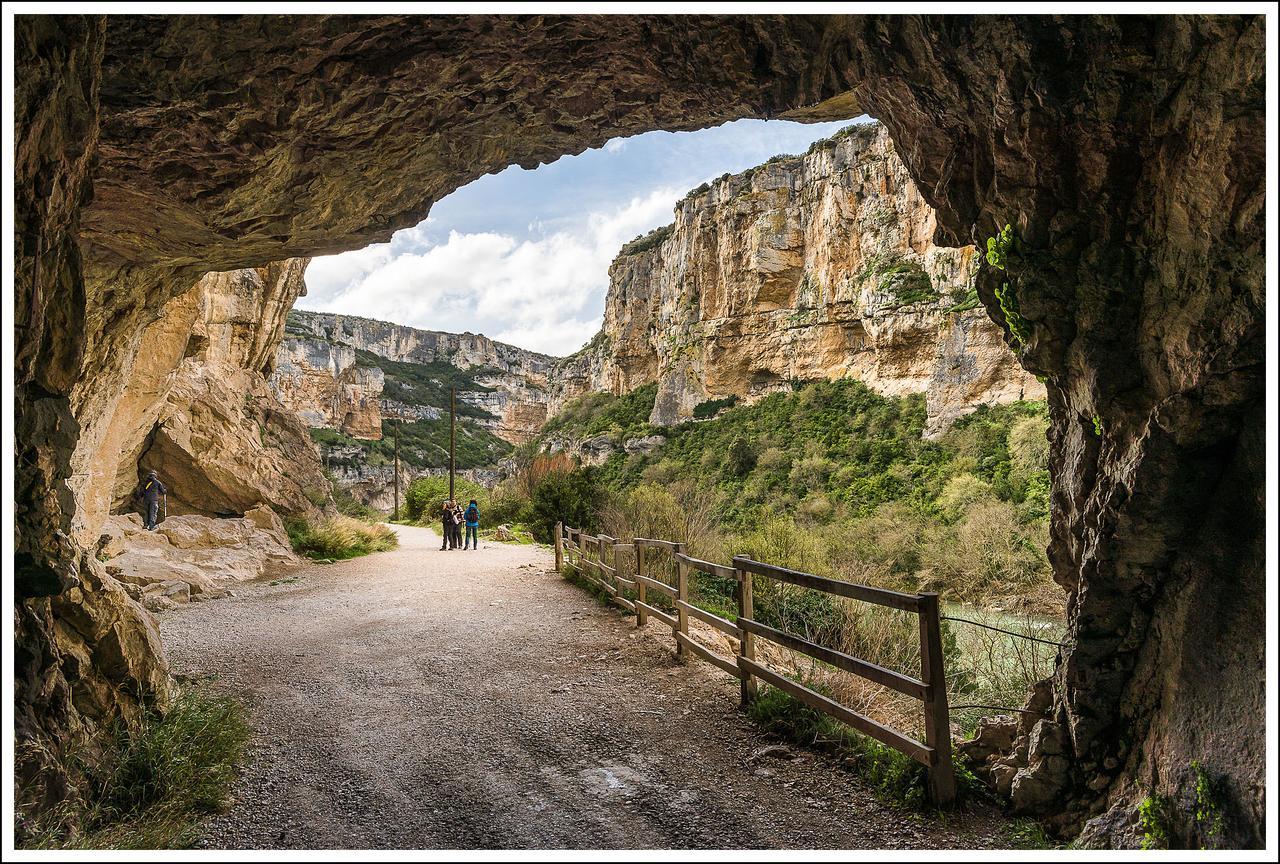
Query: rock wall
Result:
<box><xmin>276</xmin><ymin>310</ymin><xmax>554</xmax><ymax>444</ymax></box>
<box><xmin>549</xmin><ymin>124</ymin><xmax>1044</xmax><ymax>434</ymax></box>
<box><xmin>98</xmin><ymin>262</ymin><xmax>330</xmax><ymax>522</ymax></box>
<box><xmin>15</xmin><ymin>14</ymin><xmax>1265</xmax><ymax>848</ymax></box>
<box><xmin>271</xmin><ymin>336</ymin><xmax>385</xmax><ymax>439</ymax></box>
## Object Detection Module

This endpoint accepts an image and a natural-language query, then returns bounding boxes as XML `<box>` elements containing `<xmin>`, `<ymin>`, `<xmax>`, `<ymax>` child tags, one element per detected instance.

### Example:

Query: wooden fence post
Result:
<box><xmin>636</xmin><ymin>543</ymin><xmax>648</xmax><ymax>628</ymax></box>
<box><xmin>554</xmin><ymin>521</ymin><xmax>563</xmax><ymax>572</ymax></box>
<box><xmin>735</xmin><ymin>558</ymin><xmax>757</xmax><ymax>707</ymax></box>
<box><xmin>918</xmin><ymin>592</ymin><xmax>956</xmax><ymax>807</ymax></box>
<box><xmin>675</xmin><ymin>542</ymin><xmax>689</xmax><ymax>659</ymax></box>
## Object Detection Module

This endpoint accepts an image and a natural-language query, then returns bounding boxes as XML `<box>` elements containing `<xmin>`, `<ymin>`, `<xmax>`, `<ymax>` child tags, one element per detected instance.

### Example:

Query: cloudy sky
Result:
<box><xmin>300</xmin><ymin>117</ymin><xmax>871</xmax><ymax>357</ymax></box>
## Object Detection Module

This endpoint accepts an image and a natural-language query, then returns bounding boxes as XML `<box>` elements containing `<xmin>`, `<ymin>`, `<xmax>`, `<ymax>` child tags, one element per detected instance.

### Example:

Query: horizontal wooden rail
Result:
<box><xmin>673</xmin><ymin>551</ymin><xmax>738</xmax><ymax>580</ymax></box>
<box><xmin>635</xmin><ymin>574</ymin><xmax>677</xmax><ymax>598</ymax></box>
<box><xmin>738</xmin><ymin>617</ymin><xmax>927</xmax><ymax>700</ymax></box>
<box><xmin>738</xmin><ymin>656</ymin><xmax>933</xmax><ymax>766</ymax></box>
<box><xmin>676</xmin><ymin>632</ymin><xmax>745</xmax><ymax>680</ymax></box>
<box><xmin>676</xmin><ymin>599</ymin><xmax>740</xmax><ymax>639</ymax></box>
<box><xmin>635</xmin><ymin>600</ymin><xmax>678</xmax><ymax>630</ymax></box>
<box><xmin>733</xmin><ymin>556</ymin><xmax>921</xmax><ymax>613</ymax></box>
<box><xmin>634</xmin><ymin>537</ymin><xmax>682</xmax><ymax>551</ymax></box>
<box><xmin>556</xmin><ymin>525</ymin><xmax>954</xmax><ymax>806</ymax></box>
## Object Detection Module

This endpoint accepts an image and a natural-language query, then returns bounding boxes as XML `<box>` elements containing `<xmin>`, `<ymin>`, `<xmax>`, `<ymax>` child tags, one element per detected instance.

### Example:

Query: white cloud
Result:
<box><xmin>301</xmin><ymin>186</ymin><xmax>681</xmax><ymax>356</ymax></box>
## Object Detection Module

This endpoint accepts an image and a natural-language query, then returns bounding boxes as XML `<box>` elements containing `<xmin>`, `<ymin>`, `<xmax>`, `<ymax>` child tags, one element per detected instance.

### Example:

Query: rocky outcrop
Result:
<box><xmin>549</xmin><ymin>124</ymin><xmax>1044</xmax><ymax>433</ymax></box>
<box><xmin>97</xmin><ymin>509</ymin><xmax>300</xmax><ymax>612</ymax></box>
<box><xmin>277</xmin><ymin>311</ymin><xmax>553</xmax><ymax>444</ymax></box>
<box><xmin>272</xmin><ymin>336</ymin><xmax>385</xmax><ymax>439</ymax></box>
<box><xmin>96</xmin><ymin>262</ymin><xmax>330</xmax><ymax>522</ymax></box>
<box><xmin>16</xmin><ymin>14</ymin><xmax>1265</xmax><ymax>848</ymax></box>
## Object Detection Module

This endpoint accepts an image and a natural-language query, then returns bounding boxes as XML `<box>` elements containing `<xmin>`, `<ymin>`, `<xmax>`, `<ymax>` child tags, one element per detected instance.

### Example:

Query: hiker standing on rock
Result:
<box><xmin>137</xmin><ymin>470</ymin><xmax>167</xmax><ymax>531</ymax></box>
<box><xmin>463</xmin><ymin>499</ymin><xmax>480</xmax><ymax>550</ymax></box>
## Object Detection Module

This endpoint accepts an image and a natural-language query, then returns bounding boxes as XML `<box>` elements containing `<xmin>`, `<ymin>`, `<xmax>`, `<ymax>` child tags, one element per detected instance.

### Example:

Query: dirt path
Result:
<box><xmin>160</xmin><ymin>524</ymin><xmax>1014</xmax><ymax>850</ymax></box>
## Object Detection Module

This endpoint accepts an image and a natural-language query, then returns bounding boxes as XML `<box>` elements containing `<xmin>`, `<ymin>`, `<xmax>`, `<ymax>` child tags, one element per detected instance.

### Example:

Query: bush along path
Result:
<box><xmin>160</xmin><ymin>524</ymin><xmax>1029</xmax><ymax>850</ymax></box>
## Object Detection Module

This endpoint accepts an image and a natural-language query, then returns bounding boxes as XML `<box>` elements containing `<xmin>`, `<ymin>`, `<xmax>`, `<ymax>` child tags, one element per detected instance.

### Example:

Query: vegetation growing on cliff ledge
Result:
<box><xmin>619</xmin><ymin>224</ymin><xmax>674</xmax><ymax>256</ymax></box>
<box><xmin>539</xmin><ymin>381</ymin><xmax>660</xmax><ymax>445</ymax></box>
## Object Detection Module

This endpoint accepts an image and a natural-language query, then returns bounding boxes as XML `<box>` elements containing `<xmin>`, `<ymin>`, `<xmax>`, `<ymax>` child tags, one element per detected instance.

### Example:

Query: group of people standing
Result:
<box><xmin>440</xmin><ymin>499</ymin><xmax>480</xmax><ymax>550</ymax></box>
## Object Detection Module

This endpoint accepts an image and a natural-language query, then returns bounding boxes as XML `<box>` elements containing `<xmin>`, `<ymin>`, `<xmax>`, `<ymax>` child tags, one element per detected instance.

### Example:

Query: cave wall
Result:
<box><xmin>13</xmin><ymin>14</ymin><xmax>1265</xmax><ymax>847</ymax></box>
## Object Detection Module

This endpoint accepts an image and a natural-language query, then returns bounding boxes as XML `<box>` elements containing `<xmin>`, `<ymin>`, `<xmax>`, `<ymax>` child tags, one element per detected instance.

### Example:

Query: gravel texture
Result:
<box><xmin>160</xmin><ymin>524</ymin><xmax>1015</xmax><ymax>850</ymax></box>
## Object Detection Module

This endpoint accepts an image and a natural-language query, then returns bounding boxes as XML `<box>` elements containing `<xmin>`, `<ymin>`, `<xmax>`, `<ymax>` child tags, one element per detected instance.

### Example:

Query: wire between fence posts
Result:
<box><xmin>941</xmin><ymin>615</ymin><xmax>1064</xmax><ymax>647</ymax></box>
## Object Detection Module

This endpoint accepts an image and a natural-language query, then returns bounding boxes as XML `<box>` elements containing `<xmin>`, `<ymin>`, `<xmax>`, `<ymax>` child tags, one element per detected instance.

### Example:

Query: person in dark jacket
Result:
<box><xmin>440</xmin><ymin>500</ymin><xmax>456</xmax><ymax>551</ymax></box>
<box><xmin>138</xmin><ymin>470</ymin><xmax>167</xmax><ymax>530</ymax></box>
<box><xmin>463</xmin><ymin>499</ymin><xmax>480</xmax><ymax>550</ymax></box>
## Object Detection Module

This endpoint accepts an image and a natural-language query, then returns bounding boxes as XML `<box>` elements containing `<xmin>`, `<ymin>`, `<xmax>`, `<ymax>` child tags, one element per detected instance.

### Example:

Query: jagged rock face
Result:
<box><xmin>15</xmin><ymin>14</ymin><xmax>1265</xmax><ymax>847</ymax></box>
<box><xmin>272</xmin><ymin>337</ymin><xmax>385</xmax><ymax>439</ymax></box>
<box><xmin>94</xmin><ymin>262</ymin><xmax>330</xmax><ymax>523</ymax></box>
<box><xmin>549</xmin><ymin>124</ymin><xmax>1044</xmax><ymax>432</ymax></box>
<box><xmin>279</xmin><ymin>311</ymin><xmax>553</xmax><ymax>444</ymax></box>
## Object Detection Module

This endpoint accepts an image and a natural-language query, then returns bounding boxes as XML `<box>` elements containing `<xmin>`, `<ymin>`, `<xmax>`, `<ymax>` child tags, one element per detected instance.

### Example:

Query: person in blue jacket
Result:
<box><xmin>463</xmin><ymin>499</ymin><xmax>480</xmax><ymax>550</ymax></box>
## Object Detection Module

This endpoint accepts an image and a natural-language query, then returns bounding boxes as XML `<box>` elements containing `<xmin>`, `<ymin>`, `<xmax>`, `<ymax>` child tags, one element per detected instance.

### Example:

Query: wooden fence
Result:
<box><xmin>556</xmin><ymin>521</ymin><xmax>956</xmax><ymax>805</ymax></box>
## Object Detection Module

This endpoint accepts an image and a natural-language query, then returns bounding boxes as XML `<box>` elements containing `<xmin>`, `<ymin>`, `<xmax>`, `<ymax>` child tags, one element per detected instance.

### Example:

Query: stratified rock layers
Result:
<box><xmin>271</xmin><ymin>336</ymin><xmax>385</xmax><ymax>439</ymax></box>
<box><xmin>550</xmin><ymin>124</ymin><xmax>1044</xmax><ymax>432</ymax></box>
<box><xmin>15</xmin><ymin>14</ymin><xmax>1264</xmax><ymax>848</ymax></box>
<box><xmin>275</xmin><ymin>311</ymin><xmax>554</xmax><ymax>444</ymax></box>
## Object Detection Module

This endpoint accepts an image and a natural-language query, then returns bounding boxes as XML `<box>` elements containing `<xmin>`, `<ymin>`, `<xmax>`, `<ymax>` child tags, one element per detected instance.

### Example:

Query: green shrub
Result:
<box><xmin>285</xmin><ymin>514</ymin><xmax>398</xmax><ymax>560</ymax></box>
<box><xmin>18</xmin><ymin>685</ymin><xmax>250</xmax><ymax>850</ymax></box>
<box><xmin>484</xmin><ymin>484</ymin><xmax>533</xmax><ymax>527</ymax></box>
<box><xmin>692</xmin><ymin>395</ymin><xmax>739</xmax><ymax>419</ymax></box>
<box><xmin>747</xmin><ymin>686</ymin><xmax>929</xmax><ymax>808</ymax></box>
<box><xmin>529</xmin><ymin>467</ymin><xmax>607</xmax><ymax>542</ymax></box>
<box><xmin>619</xmin><ymin>224</ymin><xmax>674</xmax><ymax>256</ymax></box>
<box><xmin>986</xmin><ymin>223</ymin><xmax>1031</xmax><ymax>346</ymax></box>
<box><xmin>404</xmin><ymin>475</ymin><xmax>488</xmax><ymax>522</ymax></box>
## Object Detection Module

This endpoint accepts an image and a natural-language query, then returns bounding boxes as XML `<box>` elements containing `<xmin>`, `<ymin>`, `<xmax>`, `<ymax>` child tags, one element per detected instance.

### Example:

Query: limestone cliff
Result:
<box><xmin>272</xmin><ymin>335</ymin><xmax>385</xmax><ymax>439</ymax></box>
<box><xmin>97</xmin><ymin>262</ymin><xmax>330</xmax><ymax>523</ymax></box>
<box><xmin>550</xmin><ymin>123</ymin><xmax>1044</xmax><ymax>434</ymax></box>
<box><xmin>274</xmin><ymin>310</ymin><xmax>554</xmax><ymax>445</ymax></box>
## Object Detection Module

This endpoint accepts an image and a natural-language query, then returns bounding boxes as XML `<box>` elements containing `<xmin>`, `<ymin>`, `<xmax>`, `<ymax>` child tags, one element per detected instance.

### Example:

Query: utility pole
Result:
<box><xmin>381</xmin><ymin>397</ymin><xmax>400</xmax><ymax>521</ymax></box>
<box><xmin>449</xmin><ymin>386</ymin><xmax>456</xmax><ymax>502</ymax></box>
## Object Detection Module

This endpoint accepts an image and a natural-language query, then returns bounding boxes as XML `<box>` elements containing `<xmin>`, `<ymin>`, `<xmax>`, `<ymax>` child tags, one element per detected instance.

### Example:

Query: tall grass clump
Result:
<box><xmin>285</xmin><ymin>514</ymin><xmax>398</xmax><ymax>560</ymax></box>
<box><xmin>17</xmin><ymin>686</ymin><xmax>250</xmax><ymax>850</ymax></box>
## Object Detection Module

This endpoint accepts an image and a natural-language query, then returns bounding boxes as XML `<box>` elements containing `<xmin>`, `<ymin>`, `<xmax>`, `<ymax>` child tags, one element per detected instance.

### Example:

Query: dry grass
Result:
<box><xmin>285</xmin><ymin>514</ymin><xmax>398</xmax><ymax>560</ymax></box>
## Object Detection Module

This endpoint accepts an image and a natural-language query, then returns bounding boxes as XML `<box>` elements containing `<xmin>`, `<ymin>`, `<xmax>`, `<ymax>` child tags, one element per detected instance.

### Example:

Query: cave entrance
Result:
<box><xmin>15</xmin><ymin>14</ymin><xmax>1265</xmax><ymax>851</ymax></box>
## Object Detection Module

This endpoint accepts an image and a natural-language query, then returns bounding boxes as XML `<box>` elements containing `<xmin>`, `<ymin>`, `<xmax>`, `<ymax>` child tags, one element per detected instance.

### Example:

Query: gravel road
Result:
<box><xmin>160</xmin><ymin>524</ymin><xmax>1014</xmax><ymax>850</ymax></box>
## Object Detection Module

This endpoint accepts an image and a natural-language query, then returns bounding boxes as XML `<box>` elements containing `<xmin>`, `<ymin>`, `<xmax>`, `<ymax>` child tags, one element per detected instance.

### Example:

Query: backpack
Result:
<box><xmin>466</xmin><ymin>505</ymin><xmax>479</xmax><ymax>524</ymax></box>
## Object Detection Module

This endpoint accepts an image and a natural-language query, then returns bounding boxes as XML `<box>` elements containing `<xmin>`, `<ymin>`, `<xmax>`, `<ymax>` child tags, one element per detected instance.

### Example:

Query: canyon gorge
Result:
<box><xmin>13</xmin><ymin>13</ymin><xmax>1266</xmax><ymax>850</ymax></box>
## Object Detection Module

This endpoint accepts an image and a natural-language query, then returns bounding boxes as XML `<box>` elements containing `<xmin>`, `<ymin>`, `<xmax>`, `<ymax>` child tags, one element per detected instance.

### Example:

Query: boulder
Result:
<box><xmin>623</xmin><ymin>435</ymin><xmax>667</xmax><ymax>455</ymax></box>
<box><xmin>244</xmin><ymin>503</ymin><xmax>285</xmax><ymax>534</ymax></box>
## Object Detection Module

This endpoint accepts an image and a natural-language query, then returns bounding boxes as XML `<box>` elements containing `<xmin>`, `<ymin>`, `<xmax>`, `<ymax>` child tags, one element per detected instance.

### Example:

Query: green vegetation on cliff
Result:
<box><xmin>530</xmin><ymin>379</ymin><xmax>1055</xmax><ymax>615</ymax></box>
